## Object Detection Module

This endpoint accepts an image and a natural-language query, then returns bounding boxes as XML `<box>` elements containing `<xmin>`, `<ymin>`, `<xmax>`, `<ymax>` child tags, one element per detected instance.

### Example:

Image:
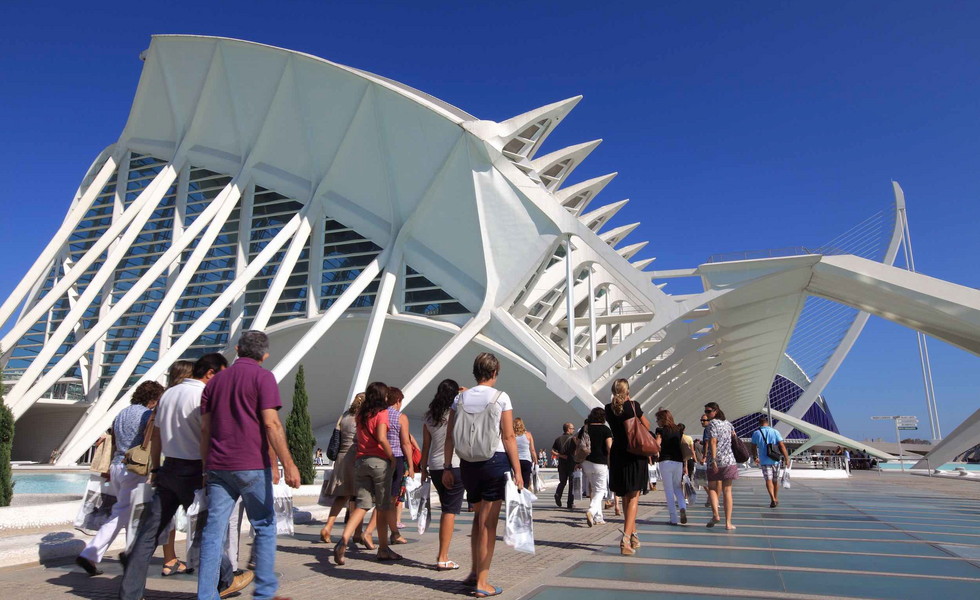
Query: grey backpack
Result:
<box><xmin>453</xmin><ymin>390</ymin><xmax>504</xmax><ymax>462</ymax></box>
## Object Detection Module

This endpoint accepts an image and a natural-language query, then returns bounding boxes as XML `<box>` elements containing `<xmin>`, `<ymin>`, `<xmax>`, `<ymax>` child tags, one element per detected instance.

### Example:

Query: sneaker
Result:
<box><xmin>219</xmin><ymin>570</ymin><xmax>255</xmax><ymax>598</ymax></box>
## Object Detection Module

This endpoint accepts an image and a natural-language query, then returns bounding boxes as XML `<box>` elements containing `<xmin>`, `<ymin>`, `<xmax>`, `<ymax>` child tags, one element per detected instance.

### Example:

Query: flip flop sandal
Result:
<box><xmin>473</xmin><ymin>586</ymin><xmax>503</xmax><ymax>598</ymax></box>
<box><xmin>706</xmin><ymin>516</ymin><xmax>721</xmax><ymax>528</ymax></box>
<box><xmin>377</xmin><ymin>549</ymin><xmax>404</xmax><ymax>561</ymax></box>
<box><xmin>436</xmin><ymin>560</ymin><xmax>461</xmax><ymax>571</ymax></box>
<box><xmin>162</xmin><ymin>560</ymin><xmax>189</xmax><ymax>576</ymax></box>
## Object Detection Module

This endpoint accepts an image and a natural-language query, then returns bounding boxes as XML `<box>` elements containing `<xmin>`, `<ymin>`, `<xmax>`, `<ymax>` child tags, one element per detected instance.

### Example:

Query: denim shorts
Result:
<box><xmin>429</xmin><ymin>468</ymin><xmax>465</xmax><ymax>514</ymax></box>
<box><xmin>459</xmin><ymin>452</ymin><xmax>509</xmax><ymax>504</ymax></box>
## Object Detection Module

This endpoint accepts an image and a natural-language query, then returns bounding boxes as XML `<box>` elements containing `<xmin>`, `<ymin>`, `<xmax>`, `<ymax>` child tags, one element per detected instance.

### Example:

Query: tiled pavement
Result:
<box><xmin>3</xmin><ymin>472</ymin><xmax>980</xmax><ymax>600</ymax></box>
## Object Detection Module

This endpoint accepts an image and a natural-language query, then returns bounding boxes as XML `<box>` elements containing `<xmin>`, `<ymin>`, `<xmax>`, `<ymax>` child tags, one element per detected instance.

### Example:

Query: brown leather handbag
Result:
<box><xmin>124</xmin><ymin>410</ymin><xmax>156</xmax><ymax>476</ymax></box>
<box><xmin>624</xmin><ymin>401</ymin><xmax>660</xmax><ymax>457</ymax></box>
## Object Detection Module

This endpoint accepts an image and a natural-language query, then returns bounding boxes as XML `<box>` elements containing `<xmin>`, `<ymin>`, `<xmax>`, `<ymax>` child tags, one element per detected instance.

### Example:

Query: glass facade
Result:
<box><xmin>6</xmin><ymin>151</ymin><xmax>477</xmax><ymax>402</ymax></box>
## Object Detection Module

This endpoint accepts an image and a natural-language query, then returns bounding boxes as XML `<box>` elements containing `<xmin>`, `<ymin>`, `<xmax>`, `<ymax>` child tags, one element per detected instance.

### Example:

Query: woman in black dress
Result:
<box><xmin>604</xmin><ymin>378</ymin><xmax>652</xmax><ymax>555</ymax></box>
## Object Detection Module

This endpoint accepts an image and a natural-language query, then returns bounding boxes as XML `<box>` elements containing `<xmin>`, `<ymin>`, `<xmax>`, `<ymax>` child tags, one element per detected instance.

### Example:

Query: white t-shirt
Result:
<box><xmin>156</xmin><ymin>379</ymin><xmax>206</xmax><ymax>460</ymax></box>
<box><xmin>451</xmin><ymin>385</ymin><xmax>513</xmax><ymax>454</ymax></box>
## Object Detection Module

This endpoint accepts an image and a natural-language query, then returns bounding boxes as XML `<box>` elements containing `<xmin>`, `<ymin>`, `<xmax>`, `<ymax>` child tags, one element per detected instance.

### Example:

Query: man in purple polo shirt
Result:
<box><xmin>198</xmin><ymin>330</ymin><xmax>300</xmax><ymax>600</ymax></box>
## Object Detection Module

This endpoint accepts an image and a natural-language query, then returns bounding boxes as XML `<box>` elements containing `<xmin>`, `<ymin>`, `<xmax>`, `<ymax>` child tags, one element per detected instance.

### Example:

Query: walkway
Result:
<box><xmin>1</xmin><ymin>472</ymin><xmax>978</xmax><ymax>599</ymax></box>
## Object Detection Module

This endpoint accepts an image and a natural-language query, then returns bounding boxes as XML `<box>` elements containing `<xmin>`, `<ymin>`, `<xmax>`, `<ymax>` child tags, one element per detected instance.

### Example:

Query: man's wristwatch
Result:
<box><xmin>443</xmin><ymin>463</ymin><xmax>452</xmax><ymax>469</ymax></box>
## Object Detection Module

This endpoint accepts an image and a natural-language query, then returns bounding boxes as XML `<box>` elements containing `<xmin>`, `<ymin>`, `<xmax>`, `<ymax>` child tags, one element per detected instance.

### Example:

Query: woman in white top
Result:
<box><xmin>443</xmin><ymin>353</ymin><xmax>523</xmax><ymax>598</ymax></box>
<box><xmin>512</xmin><ymin>418</ymin><xmax>537</xmax><ymax>491</ymax></box>
<box><xmin>420</xmin><ymin>379</ymin><xmax>466</xmax><ymax>571</ymax></box>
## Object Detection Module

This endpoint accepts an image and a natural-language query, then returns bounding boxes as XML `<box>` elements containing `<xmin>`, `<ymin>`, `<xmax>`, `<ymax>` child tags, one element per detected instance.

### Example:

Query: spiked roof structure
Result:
<box><xmin>2</xmin><ymin>36</ymin><xmax>979</xmax><ymax>465</ymax></box>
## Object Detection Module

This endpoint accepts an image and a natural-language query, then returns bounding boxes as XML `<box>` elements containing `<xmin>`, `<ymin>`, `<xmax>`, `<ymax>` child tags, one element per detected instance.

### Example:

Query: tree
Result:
<box><xmin>284</xmin><ymin>365</ymin><xmax>316</xmax><ymax>485</ymax></box>
<box><xmin>0</xmin><ymin>355</ymin><xmax>15</xmax><ymax>506</ymax></box>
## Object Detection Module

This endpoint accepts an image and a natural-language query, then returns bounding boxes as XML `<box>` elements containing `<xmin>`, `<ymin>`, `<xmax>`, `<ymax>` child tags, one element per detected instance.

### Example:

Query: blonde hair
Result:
<box><xmin>610</xmin><ymin>378</ymin><xmax>630</xmax><ymax>416</ymax></box>
<box><xmin>513</xmin><ymin>417</ymin><xmax>526</xmax><ymax>436</ymax></box>
<box><xmin>347</xmin><ymin>393</ymin><xmax>365</xmax><ymax>416</ymax></box>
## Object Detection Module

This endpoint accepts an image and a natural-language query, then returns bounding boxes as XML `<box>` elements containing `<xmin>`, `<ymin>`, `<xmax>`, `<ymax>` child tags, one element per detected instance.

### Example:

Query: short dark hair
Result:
<box><xmin>237</xmin><ymin>330</ymin><xmax>269</xmax><ymax>360</ymax></box>
<box><xmin>758</xmin><ymin>416</ymin><xmax>770</xmax><ymax>426</ymax></box>
<box><xmin>193</xmin><ymin>353</ymin><xmax>229</xmax><ymax>379</ymax></box>
<box><xmin>472</xmin><ymin>352</ymin><xmax>500</xmax><ymax>383</ymax></box>
<box><xmin>387</xmin><ymin>387</ymin><xmax>404</xmax><ymax>407</ymax></box>
<box><xmin>587</xmin><ymin>407</ymin><xmax>606</xmax><ymax>424</ymax></box>
<box><xmin>131</xmin><ymin>381</ymin><xmax>164</xmax><ymax>406</ymax></box>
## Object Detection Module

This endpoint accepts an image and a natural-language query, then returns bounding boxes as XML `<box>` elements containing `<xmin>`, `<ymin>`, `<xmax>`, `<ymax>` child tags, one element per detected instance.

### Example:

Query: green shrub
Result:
<box><xmin>0</xmin><ymin>360</ymin><xmax>14</xmax><ymax>507</ymax></box>
<box><xmin>284</xmin><ymin>365</ymin><xmax>316</xmax><ymax>485</ymax></box>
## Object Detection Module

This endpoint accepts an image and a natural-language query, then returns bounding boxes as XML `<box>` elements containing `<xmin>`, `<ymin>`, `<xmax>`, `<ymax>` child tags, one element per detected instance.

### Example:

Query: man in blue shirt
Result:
<box><xmin>750</xmin><ymin>417</ymin><xmax>789</xmax><ymax>508</ymax></box>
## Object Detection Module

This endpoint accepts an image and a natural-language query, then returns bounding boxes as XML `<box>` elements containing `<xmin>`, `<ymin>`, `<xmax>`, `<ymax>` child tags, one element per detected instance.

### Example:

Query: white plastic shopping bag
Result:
<box><xmin>247</xmin><ymin>482</ymin><xmax>294</xmax><ymax>538</ymax></box>
<box><xmin>648</xmin><ymin>463</ymin><xmax>660</xmax><ymax>490</ymax></box>
<box><xmin>74</xmin><ymin>474</ymin><xmax>117</xmax><ymax>535</ymax></box>
<box><xmin>781</xmin><ymin>466</ymin><xmax>791</xmax><ymax>490</ymax></box>
<box><xmin>272</xmin><ymin>480</ymin><xmax>295</xmax><ymax>536</ymax></box>
<box><xmin>503</xmin><ymin>473</ymin><xmax>537</xmax><ymax>554</ymax></box>
<box><xmin>531</xmin><ymin>464</ymin><xmax>545</xmax><ymax>494</ymax></box>
<box><xmin>416</xmin><ymin>480</ymin><xmax>432</xmax><ymax>534</ymax></box>
<box><xmin>404</xmin><ymin>475</ymin><xmax>424</xmax><ymax>520</ymax></box>
<box><xmin>571</xmin><ymin>470</ymin><xmax>583</xmax><ymax>500</ymax></box>
<box><xmin>682</xmin><ymin>474</ymin><xmax>697</xmax><ymax>504</ymax></box>
<box><xmin>126</xmin><ymin>483</ymin><xmax>155</xmax><ymax>551</ymax></box>
<box><xmin>693</xmin><ymin>464</ymin><xmax>708</xmax><ymax>490</ymax></box>
<box><xmin>185</xmin><ymin>488</ymin><xmax>208</xmax><ymax>572</ymax></box>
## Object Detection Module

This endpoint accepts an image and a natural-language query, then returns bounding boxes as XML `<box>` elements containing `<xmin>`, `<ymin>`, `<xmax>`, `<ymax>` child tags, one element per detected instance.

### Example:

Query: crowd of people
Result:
<box><xmin>74</xmin><ymin>327</ymin><xmax>798</xmax><ymax>599</ymax></box>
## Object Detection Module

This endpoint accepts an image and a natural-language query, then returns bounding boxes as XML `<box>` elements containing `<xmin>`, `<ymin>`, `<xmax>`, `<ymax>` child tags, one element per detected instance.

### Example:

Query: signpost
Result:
<box><xmin>872</xmin><ymin>415</ymin><xmax>919</xmax><ymax>471</ymax></box>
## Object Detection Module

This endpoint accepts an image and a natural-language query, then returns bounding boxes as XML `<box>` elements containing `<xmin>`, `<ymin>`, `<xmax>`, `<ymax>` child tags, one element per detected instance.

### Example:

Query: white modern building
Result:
<box><xmin>3</xmin><ymin>36</ymin><xmax>979</xmax><ymax>465</ymax></box>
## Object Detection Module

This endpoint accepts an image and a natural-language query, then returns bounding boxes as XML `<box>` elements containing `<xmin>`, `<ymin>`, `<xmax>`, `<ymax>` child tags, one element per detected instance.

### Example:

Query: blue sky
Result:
<box><xmin>1</xmin><ymin>1</ymin><xmax>977</xmax><ymax>441</ymax></box>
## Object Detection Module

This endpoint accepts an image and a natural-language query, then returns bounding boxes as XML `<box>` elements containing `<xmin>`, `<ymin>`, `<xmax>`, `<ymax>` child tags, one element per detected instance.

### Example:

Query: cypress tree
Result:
<box><xmin>285</xmin><ymin>365</ymin><xmax>315</xmax><ymax>485</ymax></box>
<box><xmin>0</xmin><ymin>355</ymin><xmax>14</xmax><ymax>506</ymax></box>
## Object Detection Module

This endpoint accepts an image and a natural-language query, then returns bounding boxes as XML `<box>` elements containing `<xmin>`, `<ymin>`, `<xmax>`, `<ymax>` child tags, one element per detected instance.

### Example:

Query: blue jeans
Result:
<box><xmin>197</xmin><ymin>469</ymin><xmax>277</xmax><ymax>600</ymax></box>
<box><xmin>118</xmin><ymin>457</ymin><xmax>233</xmax><ymax>600</ymax></box>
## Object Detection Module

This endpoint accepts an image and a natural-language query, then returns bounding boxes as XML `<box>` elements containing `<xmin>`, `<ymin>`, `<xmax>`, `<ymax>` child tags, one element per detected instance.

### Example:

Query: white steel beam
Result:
<box><xmin>74</xmin><ymin>178</ymin><xmax>245</xmax><ymax>425</ymax></box>
<box><xmin>6</xmin><ymin>164</ymin><xmax>182</xmax><ymax>415</ymax></box>
<box><xmin>57</xmin><ymin>204</ymin><xmax>305</xmax><ymax>464</ymax></box>
<box><xmin>1</xmin><ymin>162</ymin><xmax>179</xmax><ymax>356</ymax></box>
<box><xmin>399</xmin><ymin>307</ymin><xmax>493</xmax><ymax>410</ymax></box>
<box><xmin>588</xmin><ymin>268</ymin><xmax>597</xmax><ymax>362</ymax></box>
<box><xmin>270</xmin><ymin>252</ymin><xmax>389</xmax><ymax>384</ymax></box>
<box><xmin>229</xmin><ymin>184</ymin><xmax>255</xmax><ymax>343</ymax></box>
<box><xmin>0</xmin><ymin>151</ymin><xmax>122</xmax><ymax>330</ymax></box>
<box><xmin>564</xmin><ymin>236</ymin><xmax>576</xmax><ymax>366</ymax></box>
<box><xmin>251</xmin><ymin>204</ymin><xmax>318</xmax><ymax>331</ymax></box>
<box><xmin>306</xmin><ymin>213</ymin><xmax>325</xmax><ymax>319</ymax></box>
<box><xmin>10</xmin><ymin>171</ymin><xmax>237</xmax><ymax>417</ymax></box>
<box><xmin>344</xmin><ymin>259</ymin><xmax>401</xmax><ymax>407</ymax></box>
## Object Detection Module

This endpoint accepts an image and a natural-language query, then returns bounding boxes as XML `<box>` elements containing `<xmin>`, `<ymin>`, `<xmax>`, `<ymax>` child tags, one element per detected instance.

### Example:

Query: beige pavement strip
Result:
<box><xmin>636</xmin><ymin>527</ymin><xmax>978</xmax><ymax>548</ymax></box>
<box><xmin>534</xmin><ymin>580</ymin><xmax>873</xmax><ymax>600</ymax></box>
<box><xmin>628</xmin><ymin>538</ymin><xmax>979</xmax><ymax>561</ymax></box>
<box><xmin>577</xmin><ymin>553</ymin><xmax>980</xmax><ymax>582</ymax></box>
